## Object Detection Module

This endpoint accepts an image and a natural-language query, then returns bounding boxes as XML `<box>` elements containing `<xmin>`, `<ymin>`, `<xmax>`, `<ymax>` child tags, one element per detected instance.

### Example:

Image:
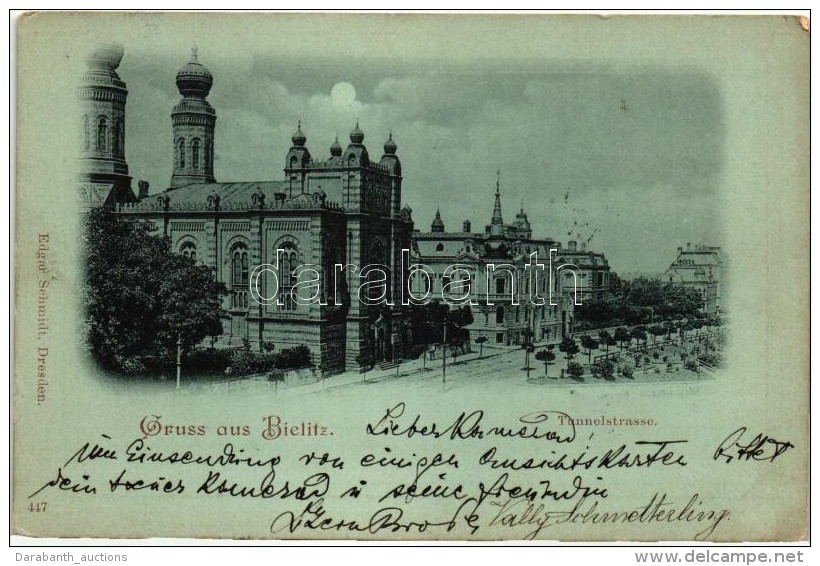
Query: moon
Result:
<box><xmin>331</xmin><ymin>82</ymin><xmax>356</xmax><ymax>108</ymax></box>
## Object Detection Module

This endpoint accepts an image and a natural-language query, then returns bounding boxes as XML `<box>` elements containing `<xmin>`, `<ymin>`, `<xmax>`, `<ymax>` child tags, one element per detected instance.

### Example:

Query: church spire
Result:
<box><xmin>431</xmin><ymin>207</ymin><xmax>445</xmax><ymax>232</ymax></box>
<box><xmin>489</xmin><ymin>170</ymin><xmax>504</xmax><ymax>237</ymax></box>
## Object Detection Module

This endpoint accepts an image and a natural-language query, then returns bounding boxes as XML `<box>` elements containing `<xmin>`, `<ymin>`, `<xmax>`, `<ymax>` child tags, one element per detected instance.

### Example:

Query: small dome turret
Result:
<box><xmin>291</xmin><ymin>121</ymin><xmax>306</xmax><ymax>147</ymax></box>
<box><xmin>349</xmin><ymin>121</ymin><xmax>365</xmax><ymax>145</ymax></box>
<box><xmin>330</xmin><ymin>135</ymin><xmax>342</xmax><ymax>156</ymax></box>
<box><xmin>384</xmin><ymin>132</ymin><xmax>397</xmax><ymax>155</ymax></box>
<box><xmin>176</xmin><ymin>46</ymin><xmax>213</xmax><ymax>98</ymax></box>
<box><xmin>431</xmin><ymin>208</ymin><xmax>445</xmax><ymax>232</ymax></box>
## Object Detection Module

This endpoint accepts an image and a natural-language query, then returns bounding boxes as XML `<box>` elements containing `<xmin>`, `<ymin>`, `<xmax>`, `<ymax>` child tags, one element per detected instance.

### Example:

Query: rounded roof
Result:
<box><xmin>383</xmin><ymin>132</ymin><xmax>397</xmax><ymax>155</ymax></box>
<box><xmin>86</xmin><ymin>43</ymin><xmax>124</xmax><ymax>71</ymax></box>
<box><xmin>176</xmin><ymin>47</ymin><xmax>213</xmax><ymax>98</ymax></box>
<box><xmin>291</xmin><ymin>121</ymin><xmax>306</xmax><ymax>147</ymax></box>
<box><xmin>349</xmin><ymin>122</ymin><xmax>365</xmax><ymax>144</ymax></box>
<box><xmin>330</xmin><ymin>136</ymin><xmax>342</xmax><ymax>156</ymax></box>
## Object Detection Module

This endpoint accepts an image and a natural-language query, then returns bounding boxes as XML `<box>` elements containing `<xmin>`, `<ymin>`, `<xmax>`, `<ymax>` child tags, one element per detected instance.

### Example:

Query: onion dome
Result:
<box><xmin>349</xmin><ymin>121</ymin><xmax>365</xmax><ymax>144</ymax></box>
<box><xmin>291</xmin><ymin>120</ymin><xmax>306</xmax><ymax>147</ymax></box>
<box><xmin>330</xmin><ymin>135</ymin><xmax>342</xmax><ymax>156</ymax></box>
<box><xmin>86</xmin><ymin>43</ymin><xmax>124</xmax><ymax>72</ymax></box>
<box><xmin>384</xmin><ymin>131</ymin><xmax>397</xmax><ymax>155</ymax></box>
<box><xmin>176</xmin><ymin>46</ymin><xmax>213</xmax><ymax>98</ymax></box>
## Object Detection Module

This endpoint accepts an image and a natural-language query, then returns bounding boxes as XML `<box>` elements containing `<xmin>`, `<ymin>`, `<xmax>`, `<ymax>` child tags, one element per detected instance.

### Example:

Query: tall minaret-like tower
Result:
<box><xmin>78</xmin><ymin>43</ymin><xmax>134</xmax><ymax>207</ymax></box>
<box><xmin>489</xmin><ymin>170</ymin><xmax>505</xmax><ymax>237</ymax></box>
<box><xmin>171</xmin><ymin>47</ymin><xmax>216</xmax><ymax>188</ymax></box>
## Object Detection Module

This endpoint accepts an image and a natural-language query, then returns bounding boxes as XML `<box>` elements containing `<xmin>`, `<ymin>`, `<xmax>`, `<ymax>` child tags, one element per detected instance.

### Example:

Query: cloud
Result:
<box><xmin>117</xmin><ymin>52</ymin><xmax>724</xmax><ymax>274</ymax></box>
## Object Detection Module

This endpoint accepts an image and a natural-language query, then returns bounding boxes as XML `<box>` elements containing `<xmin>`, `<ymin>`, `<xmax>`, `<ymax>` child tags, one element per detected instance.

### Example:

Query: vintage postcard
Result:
<box><xmin>12</xmin><ymin>13</ymin><xmax>809</xmax><ymax>541</ymax></box>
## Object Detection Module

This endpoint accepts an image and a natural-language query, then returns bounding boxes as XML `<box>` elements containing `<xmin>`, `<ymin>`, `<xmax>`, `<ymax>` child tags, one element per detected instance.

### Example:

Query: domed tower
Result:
<box><xmin>284</xmin><ymin>121</ymin><xmax>311</xmax><ymax>195</ymax></box>
<box><xmin>379</xmin><ymin>131</ymin><xmax>402</xmax><ymax>216</ymax></box>
<box><xmin>431</xmin><ymin>208</ymin><xmax>445</xmax><ymax>232</ymax></box>
<box><xmin>170</xmin><ymin>47</ymin><xmax>216</xmax><ymax>188</ymax></box>
<box><xmin>329</xmin><ymin>135</ymin><xmax>342</xmax><ymax>158</ymax></box>
<box><xmin>78</xmin><ymin>43</ymin><xmax>133</xmax><ymax>206</ymax></box>
<box><xmin>379</xmin><ymin>132</ymin><xmax>401</xmax><ymax>175</ymax></box>
<box><xmin>513</xmin><ymin>201</ymin><xmax>532</xmax><ymax>239</ymax></box>
<box><xmin>344</xmin><ymin>121</ymin><xmax>369</xmax><ymax>167</ymax></box>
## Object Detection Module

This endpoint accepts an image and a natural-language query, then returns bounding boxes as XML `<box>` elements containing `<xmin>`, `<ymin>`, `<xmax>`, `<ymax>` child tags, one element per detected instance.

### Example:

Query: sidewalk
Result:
<box><xmin>198</xmin><ymin>345</ymin><xmax>512</xmax><ymax>396</ymax></box>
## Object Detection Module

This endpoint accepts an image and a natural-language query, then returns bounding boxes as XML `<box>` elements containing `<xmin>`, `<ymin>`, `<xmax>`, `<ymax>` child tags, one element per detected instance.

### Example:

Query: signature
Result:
<box><xmin>714</xmin><ymin>427</ymin><xmax>794</xmax><ymax>463</ymax></box>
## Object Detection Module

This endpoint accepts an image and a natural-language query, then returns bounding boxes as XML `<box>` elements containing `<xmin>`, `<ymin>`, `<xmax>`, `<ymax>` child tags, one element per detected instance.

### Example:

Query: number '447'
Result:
<box><xmin>28</xmin><ymin>502</ymin><xmax>47</xmax><ymax>512</ymax></box>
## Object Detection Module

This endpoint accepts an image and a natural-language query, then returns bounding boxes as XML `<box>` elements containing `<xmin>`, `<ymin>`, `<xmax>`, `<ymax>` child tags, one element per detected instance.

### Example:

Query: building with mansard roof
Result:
<box><xmin>411</xmin><ymin>178</ymin><xmax>612</xmax><ymax>347</ymax></box>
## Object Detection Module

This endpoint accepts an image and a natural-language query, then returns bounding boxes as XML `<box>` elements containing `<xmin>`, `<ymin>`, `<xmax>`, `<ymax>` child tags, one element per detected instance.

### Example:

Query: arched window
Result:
<box><xmin>231</xmin><ymin>243</ymin><xmax>249</xmax><ymax>287</ymax></box>
<box><xmin>180</xmin><ymin>242</ymin><xmax>197</xmax><ymax>262</ymax></box>
<box><xmin>192</xmin><ymin>139</ymin><xmax>201</xmax><ymax>170</ymax></box>
<box><xmin>496</xmin><ymin>277</ymin><xmax>506</xmax><ymax>294</ymax></box>
<box><xmin>436</xmin><ymin>242</ymin><xmax>444</xmax><ymax>252</ymax></box>
<box><xmin>230</xmin><ymin>243</ymin><xmax>249</xmax><ymax>310</ymax></box>
<box><xmin>278</xmin><ymin>242</ymin><xmax>298</xmax><ymax>311</ymax></box>
<box><xmin>289</xmin><ymin>156</ymin><xmax>298</xmax><ymax>170</ymax></box>
<box><xmin>496</xmin><ymin>306</ymin><xmax>505</xmax><ymax>325</ymax></box>
<box><xmin>177</xmin><ymin>138</ymin><xmax>186</xmax><ymax>168</ymax></box>
<box><xmin>96</xmin><ymin>117</ymin><xmax>107</xmax><ymax>152</ymax></box>
<box><xmin>205</xmin><ymin>140</ymin><xmax>212</xmax><ymax>172</ymax></box>
<box><xmin>82</xmin><ymin>115</ymin><xmax>90</xmax><ymax>151</ymax></box>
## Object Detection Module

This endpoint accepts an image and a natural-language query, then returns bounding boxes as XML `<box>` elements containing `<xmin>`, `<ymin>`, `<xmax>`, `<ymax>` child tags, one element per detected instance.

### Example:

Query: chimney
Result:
<box><xmin>137</xmin><ymin>180</ymin><xmax>149</xmax><ymax>200</ymax></box>
<box><xmin>677</xmin><ymin>246</ymin><xmax>683</xmax><ymax>255</ymax></box>
<box><xmin>568</xmin><ymin>240</ymin><xmax>577</xmax><ymax>252</ymax></box>
<box><xmin>687</xmin><ymin>242</ymin><xmax>691</xmax><ymax>250</ymax></box>
<box><xmin>463</xmin><ymin>220</ymin><xmax>471</xmax><ymax>233</ymax></box>
<box><xmin>581</xmin><ymin>242</ymin><xmax>586</xmax><ymax>251</ymax></box>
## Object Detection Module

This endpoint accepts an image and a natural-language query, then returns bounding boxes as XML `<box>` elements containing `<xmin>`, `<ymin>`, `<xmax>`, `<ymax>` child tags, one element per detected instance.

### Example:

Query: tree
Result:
<box><xmin>558</xmin><ymin>336</ymin><xmax>579</xmax><ymax>359</ymax></box>
<box><xmin>83</xmin><ymin>209</ymin><xmax>227</xmax><ymax>374</ymax></box>
<box><xmin>614</xmin><ymin>327</ymin><xmax>631</xmax><ymax>350</ymax></box>
<box><xmin>475</xmin><ymin>336</ymin><xmax>487</xmax><ymax>359</ymax></box>
<box><xmin>534</xmin><ymin>348</ymin><xmax>556</xmax><ymax>378</ymax></box>
<box><xmin>566</xmin><ymin>361</ymin><xmax>584</xmax><ymax>380</ymax></box>
<box><xmin>409</xmin><ymin>301</ymin><xmax>473</xmax><ymax>347</ymax></box>
<box><xmin>598</xmin><ymin>330</ymin><xmax>612</xmax><ymax>354</ymax></box>
<box><xmin>631</xmin><ymin>326</ymin><xmax>647</xmax><ymax>347</ymax></box>
<box><xmin>648</xmin><ymin>325</ymin><xmax>665</xmax><ymax>344</ymax></box>
<box><xmin>580</xmin><ymin>335</ymin><xmax>599</xmax><ymax>364</ymax></box>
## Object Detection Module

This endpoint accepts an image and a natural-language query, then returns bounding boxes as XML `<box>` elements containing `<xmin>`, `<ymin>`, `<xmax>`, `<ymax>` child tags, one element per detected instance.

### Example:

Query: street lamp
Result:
<box><xmin>175</xmin><ymin>333</ymin><xmax>183</xmax><ymax>390</ymax></box>
<box><xmin>442</xmin><ymin>321</ymin><xmax>448</xmax><ymax>384</ymax></box>
<box><xmin>522</xmin><ymin>327</ymin><xmax>535</xmax><ymax>379</ymax></box>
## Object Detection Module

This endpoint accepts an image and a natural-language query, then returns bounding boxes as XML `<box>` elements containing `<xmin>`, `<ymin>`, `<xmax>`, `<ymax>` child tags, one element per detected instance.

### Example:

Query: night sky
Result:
<box><xmin>85</xmin><ymin>14</ymin><xmax>749</xmax><ymax>274</ymax></box>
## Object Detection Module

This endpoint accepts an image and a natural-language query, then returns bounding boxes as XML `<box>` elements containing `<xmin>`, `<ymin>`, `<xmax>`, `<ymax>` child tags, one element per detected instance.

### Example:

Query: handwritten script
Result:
<box><xmin>25</xmin><ymin>404</ymin><xmax>792</xmax><ymax>540</ymax></box>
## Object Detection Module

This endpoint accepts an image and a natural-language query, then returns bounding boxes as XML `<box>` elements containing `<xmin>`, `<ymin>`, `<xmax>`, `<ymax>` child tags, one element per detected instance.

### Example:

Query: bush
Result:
<box><xmin>620</xmin><ymin>364</ymin><xmax>634</xmax><ymax>379</ymax></box>
<box><xmin>592</xmin><ymin>360</ymin><xmax>615</xmax><ymax>379</ymax></box>
<box><xmin>684</xmin><ymin>360</ymin><xmax>699</xmax><ymax>372</ymax></box>
<box><xmin>566</xmin><ymin>361</ymin><xmax>585</xmax><ymax>379</ymax></box>
<box><xmin>119</xmin><ymin>356</ymin><xmax>149</xmax><ymax>375</ymax></box>
<box><xmin>700</xmin><ymin>353</ymin><xmax>722</xmax><ymax>367</ymax></box>
<box><xmin>186</xmin><ymin>348</ymin><xmax>232</xmax><ymax>375</ymax></box>
<box><xmin>274</xmin><ymin>344</ymin><xmax>312</xmax><ymax>369</ymax></box>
